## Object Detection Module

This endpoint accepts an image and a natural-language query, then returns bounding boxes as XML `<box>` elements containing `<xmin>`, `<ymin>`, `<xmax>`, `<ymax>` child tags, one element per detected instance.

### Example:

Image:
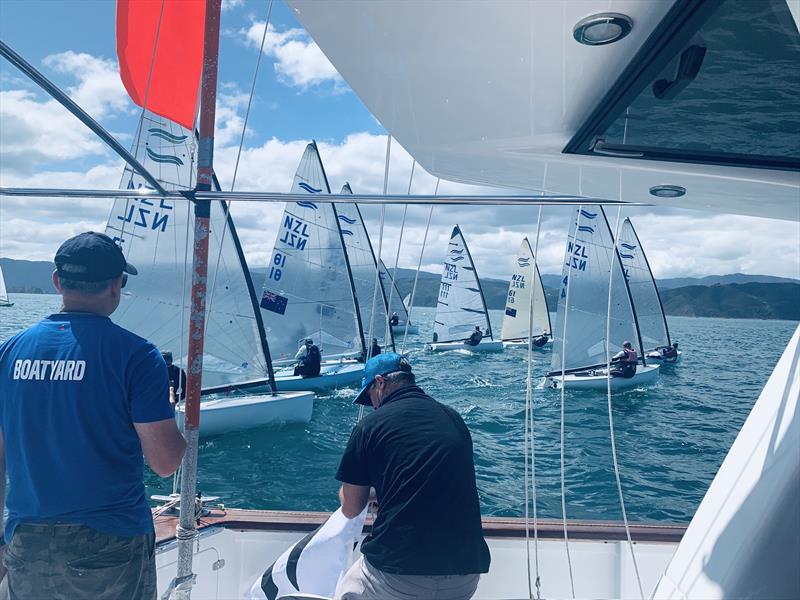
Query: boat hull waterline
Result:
<box><xmin>646</xmin><ymin>350</ymin><xmax>684</xmax><ymax>365</ymax></box>
<box><xmin>273</xmin><ymin>361</ymin><xmax>364</xmax><ymax>392</ymax></box>
<box><xmin>503</xmin><ymin>338</ymin><xmax>552</xmax><ymax>350</ymax></box>
<box><xmin>546</xmin><ymin>364</ymin><xmax>661</xmax><ymax>391</ymax></box>
<box><xmin>176</xmin><ymin>390</ymin><xmax>315</xmax><ymax>436</ymax></box>
<box><xmin>425</xmin><ymin>340</ymin><xmax>505</xmax><ymax>353</ymax></box>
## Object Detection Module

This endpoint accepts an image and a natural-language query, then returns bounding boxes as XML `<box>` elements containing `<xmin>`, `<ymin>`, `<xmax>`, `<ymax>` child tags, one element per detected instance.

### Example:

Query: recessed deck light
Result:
<box><xmin>649</xmin><ymin>185</ymin><xmax>686</xmax><ymax>198</ymax></box>
<box><xmin>573</xmin><ymin>13</ymin><xmax>633</xmax><ymax>46</ymax></box>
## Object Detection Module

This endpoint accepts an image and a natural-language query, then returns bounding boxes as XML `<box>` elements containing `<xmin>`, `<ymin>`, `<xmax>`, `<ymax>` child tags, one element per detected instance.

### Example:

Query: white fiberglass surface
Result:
<box><xmin>155</xmin><ymin>527</ymin><xmax>677</xmax><ymax>599</ymax></box>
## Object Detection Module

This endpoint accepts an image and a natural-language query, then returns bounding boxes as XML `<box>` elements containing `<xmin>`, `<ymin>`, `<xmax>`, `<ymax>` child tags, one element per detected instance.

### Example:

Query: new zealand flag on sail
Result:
<box><xmin>261</xmin><ymin>290</ymin><xmax>288</xmax><ymax>315</ymax></box>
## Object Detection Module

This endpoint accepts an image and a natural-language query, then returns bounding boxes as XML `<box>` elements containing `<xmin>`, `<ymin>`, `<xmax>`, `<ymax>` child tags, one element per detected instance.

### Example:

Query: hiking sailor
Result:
<box><xmin>335</xmin><ymin>353</ymin><xmax>490</xmax><ymax>599</ymax></box>
<box><xmin>610</xmin><ymin>340</ymin><xmax>638</xmax><ymax>378</ymax></box>
<box><xmin>661</xmin><ymin>342</ymin><xmax>679</xmax><ymax>361</ymax></box>
<box><xmin>532</xmin><ymin>330</ymin><xmax>549</xmax><ymax>348</ymax></box>
<box><xmin>389</xmin><ymin>311</ymin><xmax>399</xmax><ymax>327</ymax></box>
<box><xmin>465</xmin><ymin>325</ymin><xmax>483</xmax><ymax>347</ymax></box>
<box><xmin>370</xmin><ymin>337</ymin><xmax>382</xmax><ymax>359</ymax></box>
<box><xmin>293</xmin><ymin>338</ymin><xmax>321</xmax><ymax>378</ymax></box>
<box><xmin>0</xmin><ymin>232</ymin><xmax>186</xmax><ymax>600</ymax></box>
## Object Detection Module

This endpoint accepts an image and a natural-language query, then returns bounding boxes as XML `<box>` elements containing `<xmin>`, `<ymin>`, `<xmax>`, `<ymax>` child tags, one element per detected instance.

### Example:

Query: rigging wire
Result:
<box><xmin>558</xmin><ymin>205</ymin><xmax>581</xmax><ymax>599</ymax></box>
<box><xmin>384</xmin><ymin>160</ymin><xmax>414</xmax><ymax>343</ymax></box>
<box><xmin>204</xmin><ymin>0</ymin><xmax>274</xmax><ymax>379</ymax></box>
<box><xmin>400</xmin><ymin>178</ymin><xmax>438</xmax><ymax>352</ymax></box>
<box><xmin>605</xmin><ymin>206</ymin><xmax>645</xmax><ymax>599</ymax></box>
<box><xmin>524</xmin><ymin>205</ymin><xmax>544</xmax><ymax>599</ymax></box>
<box><xmin>360</xmin><ymin>134</ymin><xmax>392</xmax><ymax>420</ymax></box>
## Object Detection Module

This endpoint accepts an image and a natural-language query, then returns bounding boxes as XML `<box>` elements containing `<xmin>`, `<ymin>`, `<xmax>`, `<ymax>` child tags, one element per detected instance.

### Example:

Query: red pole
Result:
<box><xmin>171</xmin><ymin>1</ymin><xmax>221</xmax><ymax>597</ymax></box>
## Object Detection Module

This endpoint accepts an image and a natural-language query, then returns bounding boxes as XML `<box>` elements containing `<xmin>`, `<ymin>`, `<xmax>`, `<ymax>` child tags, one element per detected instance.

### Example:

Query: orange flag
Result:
<box><xmin>117</xmin><ymin>0</ymin><xmax>206</xmax><ymax>130</ymax></box>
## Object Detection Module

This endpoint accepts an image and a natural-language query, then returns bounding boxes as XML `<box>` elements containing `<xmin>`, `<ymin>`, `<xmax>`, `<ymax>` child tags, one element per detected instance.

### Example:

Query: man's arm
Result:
<box><xmin>339</xmin><ymin>483</ymin><xmax>370</xmax><ymax>519</ymax></box>
<box><xmin>134</xmin><ymin>419</ymin><xmax>186</xmax><ymax>477</ymax></box>
<box><xmin>294</xmin><ymin>346</ymin><xmax>306</xmax><ymax>360</ymax></box>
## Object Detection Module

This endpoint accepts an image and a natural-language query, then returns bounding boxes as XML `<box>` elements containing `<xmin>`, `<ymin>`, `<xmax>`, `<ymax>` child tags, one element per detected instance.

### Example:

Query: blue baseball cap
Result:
<box><xmin>353</xmin><ymin>352</ymin><xmax>413</xmax><ymax>406</ymax></box>
<box><xmin>55</xmin><ymin>232</ymin><xmax>137</xmax><ymax>282</ymax></box>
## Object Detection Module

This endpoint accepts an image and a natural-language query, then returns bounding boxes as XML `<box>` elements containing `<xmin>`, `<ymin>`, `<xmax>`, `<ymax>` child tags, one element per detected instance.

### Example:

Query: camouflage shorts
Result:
<box><xmin>3</xmin><ymin>523</ymin><xmax>156</xmax><ymax>600</ymax></box>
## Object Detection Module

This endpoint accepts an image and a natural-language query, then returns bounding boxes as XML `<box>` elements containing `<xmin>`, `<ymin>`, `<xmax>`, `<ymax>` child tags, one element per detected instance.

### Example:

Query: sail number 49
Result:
<box><xmin>268</xmin><ymin>252</ymin><xmax>287</xmax><ymax>281</ymax></box>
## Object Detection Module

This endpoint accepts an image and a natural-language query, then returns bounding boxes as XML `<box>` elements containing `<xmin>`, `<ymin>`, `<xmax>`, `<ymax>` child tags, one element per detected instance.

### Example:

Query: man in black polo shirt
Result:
<box><xmin>334</xmin><ymin>353</ymin><xmax>490</xmax><ymax>600</ymax></box>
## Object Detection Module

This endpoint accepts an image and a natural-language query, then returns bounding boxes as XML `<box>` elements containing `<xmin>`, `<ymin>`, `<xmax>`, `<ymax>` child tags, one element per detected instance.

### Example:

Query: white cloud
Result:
<box><xmin>241</xmin><ymin>22</ymin><xmax>343</xmax><ymax>90</ymax></box>
<box><xmin>221</xmin><ymin>0</ymin><xmax>244</xmax><ymax>11</ymax></box>
<box><xmin>0</xmin><ymin>51</ymin><xmax>130</xmax><ymax>174</ymax></box>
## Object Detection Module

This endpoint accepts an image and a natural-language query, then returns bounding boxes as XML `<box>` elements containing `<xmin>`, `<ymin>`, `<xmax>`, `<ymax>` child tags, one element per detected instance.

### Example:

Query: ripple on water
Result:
<box><xmin>2</xmin><ymin>297</ymin><xmax>796</xmax><ymax>523</ymax></box>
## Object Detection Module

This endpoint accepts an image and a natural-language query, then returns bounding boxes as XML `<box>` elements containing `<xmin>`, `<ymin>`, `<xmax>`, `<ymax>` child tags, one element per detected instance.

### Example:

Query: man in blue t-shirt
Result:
<box><xmin>0</xmin><ymin>232</ymin><xmax>186</xmax><ymax>600</ymax></box>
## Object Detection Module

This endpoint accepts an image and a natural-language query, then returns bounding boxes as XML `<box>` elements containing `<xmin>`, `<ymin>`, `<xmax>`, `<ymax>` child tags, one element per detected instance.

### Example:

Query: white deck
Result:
<box><xmin>155</xmin><ymin>526</ymin><xmax>678</xmax><ymax>599</ymax></box>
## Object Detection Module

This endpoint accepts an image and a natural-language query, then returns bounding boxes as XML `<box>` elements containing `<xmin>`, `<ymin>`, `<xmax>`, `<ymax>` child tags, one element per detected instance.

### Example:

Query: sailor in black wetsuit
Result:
<box><xmin>389</xmin><ymin>312</ymin><xmax>399</xmax><ymax>327</ymax></box>
<box><xmin>293</xmin><ymin>338</ymin><xmax>321</xmax><ymax>378</ymax></box>
<box><xmin>532</xmin><ymin>331</ymin><xmax>549</xmax><ymax>348</ymax></box>
<box><xmin>610</xmin><ymin>341</ymin><xmax>638</xmax><ymax>378</ymax></box>
<box><xmin>161</xmin><ymin>351</ymin><xmax>187</xmax><ymax>403</ymax></box>
<box><xmin>465</xmin><ymin>326</ymin><xmax>483</xmax><ymax>347</ymax></box>
<box><xmin>370</xmin><ymin>338</ymin><xmax>382</xmax><ymax>358</ymax></box>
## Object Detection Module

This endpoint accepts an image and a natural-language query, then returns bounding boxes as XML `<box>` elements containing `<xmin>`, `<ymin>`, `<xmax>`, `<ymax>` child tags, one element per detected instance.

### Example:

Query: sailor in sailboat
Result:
<box><xmin>390</xmin><ymin>311</ymin><xmax>399</xmax><ymax>327</ymax></box>
<box><xmin>609</xmin><ymin>341</ymin><xmax>638</xmax><ymax>379</ymax></box>
<box><xmin>293</xmin><ymin>338</ymin><xmax>322</xmax><ymax>378</ymax></box>
<box><xmin>161</xmin><ymin>351</ymin><xmax>186</xmax><ymax>403</ymax></box>
<box><xmin>533</xmin><ymin>330</ymin><xmax>550</xmax><ymax>348</ymax></box>
<box><xmin>465</xmin><ymin>325</ymin><xmax>483</xmax><ymax>347</ymax></box>
<box><xmin>660</xmin><ymin>342</ymin><xmax>680</xmax><ymax>362</ymax></box>
<box><xmin>370</xmin><ymin>337</ymin><xmax>382</xmax><ymax>358</ymax></box>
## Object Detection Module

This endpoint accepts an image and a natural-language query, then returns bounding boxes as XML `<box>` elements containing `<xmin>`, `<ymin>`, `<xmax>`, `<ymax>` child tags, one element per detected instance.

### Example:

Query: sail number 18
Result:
<box><xmin>268</xmin><ymin>252</ymin><xmax>287</xmax><ymax>281</ymax></box>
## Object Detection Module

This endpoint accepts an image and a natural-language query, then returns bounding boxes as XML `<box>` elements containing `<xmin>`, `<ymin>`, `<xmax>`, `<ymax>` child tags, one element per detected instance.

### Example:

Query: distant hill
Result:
<box><xmin>660</xmin><ymin>283</ymin><xmax>799</xmax><ymax>320</ymax></box>
<box><xmin>5</xmin><ymin>258</ymin><xmax>798</xmax><ymax>320</ymax></box>
<box><xmin>0</xmin><ymin>258</ymin><xmax>56</xmax><ymax>294</ymax></box>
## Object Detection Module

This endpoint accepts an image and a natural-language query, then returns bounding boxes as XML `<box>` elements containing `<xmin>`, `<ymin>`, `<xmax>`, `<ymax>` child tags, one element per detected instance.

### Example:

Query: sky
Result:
<box><xmin>1</xmin><ymin>0</ymin><xmax>798</xmax><ymax>282</ymax></box>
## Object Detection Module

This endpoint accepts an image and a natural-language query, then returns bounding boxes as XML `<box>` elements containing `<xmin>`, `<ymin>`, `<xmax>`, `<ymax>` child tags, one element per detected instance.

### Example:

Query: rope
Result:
<box><xmin>558</xmin><ymin>205</ymin><xmax>581</xmax><ymax>599</ymax></box>
<box><xmin>400</xmin><ymin>178</ymin><xmax>438</xmax><ymax>352</ymax></box>
<box><xmin>384</xmin><ymin>161</ymin><xmax>415</xmax><ymax>345</ymax></box>
<box><xmin>605</xmin><ymin>206</ymin><xmax>645</xmax><ymax>599</ymax></box>
<box><xmin>360</xmin><ymin>135</ymin><xmax>391</xmax><ymax>420</ymax></box>
<box><xmin>524</xmin><ymin>205</ymin><xmax>544</xmax><ymax>599</ymax></box>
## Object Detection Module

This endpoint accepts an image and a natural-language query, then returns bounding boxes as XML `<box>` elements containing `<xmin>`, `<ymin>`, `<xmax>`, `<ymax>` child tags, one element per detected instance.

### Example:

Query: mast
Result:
<box><xmin>172</xmin><ymin>1</ymin><xmax>221</xmax><ymax>598</ymax></box>
<box><xmin>459</xmin><ymin>225</ymin><xmax>495</xmax><ymax>340</ymax></box>
<box><xmin>601</xmin><ymin>208</ymin><xmax>647</xmax><ymax>367</ymax></box>
<box><xmin>625</xmin><ymin>218</ymin><xmax>672</xmax><ymax>347</ymax></box>
<box><xmin>313</xmin><ymin>143</ymin><xmax>367</xmax><ymax>359</ymax></box>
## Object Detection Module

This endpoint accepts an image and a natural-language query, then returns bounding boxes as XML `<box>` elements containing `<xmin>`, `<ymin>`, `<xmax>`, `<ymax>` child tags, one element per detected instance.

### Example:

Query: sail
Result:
<box><xmin>105</xmin><ymin>111</ymin><xmax>272</xmax><ymax>390</ymax></box>
<box><xmin>335</xmin><ymin>184</ymin><xmax>393</xmax><ymax>349</ymax></box>
<box><xmin>259</xmin><ymin>143</ymin><xmax>364</xmax><ymax>362</ymax></box>
<box><xmin>0</xmin><ymin>265</ymin><xmax>9</xmax><ymax>303</ymax></box>
<box><xmin>548</xmin><ymin>207</ymin><xmax>641</xmax><ymax>375</ymax></box>
<box><xmin>380</xmin><ymin>260</ymin><xmax>409</xmax><ymax>323</ymax></box>
<box><xmin>618</xmin><ymin>218</ymin><xmax>671</xmax><ymax>352</ymax></box>
<box><xmin>500</xmin><ymin>238</ymin><xmax>551</xmax><ymax>341</ymax></box>
<box><xmin>433</xmin><ymin>225</ymin><xmax>493</xmax><ymax>343</ymax></box>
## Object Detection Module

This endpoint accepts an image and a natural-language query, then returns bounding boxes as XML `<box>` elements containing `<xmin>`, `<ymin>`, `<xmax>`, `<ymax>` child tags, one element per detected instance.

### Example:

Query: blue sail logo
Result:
<box><xmin>296</xmin><ymin>201</ymin><xmax>319</xmax><ymax>210</ymax></box>
<box><xmin>148</xmin><ymin>128</ymin><xmax>188</xmax><ymax>144</ymax></box>
<box><xmin>579</xmin><ymin>209</ymin><xmax>597</xmax><ymax>219</ymax></box>
<box><xmin>620</xmin><ymin>253</ymin><xmax>635</xmax><ymax>259</ymax></box>
<box><xmin>341</xmin><ymin>229</ymin><xmax>354</xmax><ymax>236</ymax></box>
<box><xmin>620</xmin><ymin>243</ymin><xmax>637</xmax><ymax>250</ymax></box>
<box><xmin>517</xmin><ymin>257</ymin><xmax>531</xmax><ymax>267</ymax></box>
<box><xmin>338</xmin><ymin>215</ymin><xmax>357</xmax><ymax>224</ymax></box>
<box><xmin>298</xmin><ymin>182</ymin><xmax>322</xmax><ymax>194</ymax></box>
<box><xmin>145</xmin><ymin>147</ymin><xmax>184</xmax><ymax>166</ymax></box>
<box><xmin>577</xmin><ymin>225</ymin><xmax>595</xmax><ymax>234</ymax></box>
<box><xmin>144</xmin><ymin>127</ymin><xmax>186</xmax><ymax>166</ymax></box>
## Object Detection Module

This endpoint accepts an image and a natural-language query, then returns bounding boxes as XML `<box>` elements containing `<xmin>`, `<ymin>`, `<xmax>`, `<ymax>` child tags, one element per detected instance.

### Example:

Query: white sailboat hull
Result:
<box><xmin>391</xmin><ymin>323</ymin><xmax>418</xmax><ymax>335</ymax></box>
<box><xmin>646</xmin><ymin>350</ymin><xmax>684</xmax><ymax>365</ymax></box>
<box><xmin>0</xmin><ymin>302</ymin><xmax>13</xmax><ymax>307</ymax></box>
<box><xmin>273</xmin><ymin>361</ymin><xmax>364</xmax><ymax>392</ymax></box>
<box><xmin>175</xmin><ymin>391</ymin><xmax>314</xmax><ymax>436</ymax></box>
<box><xmin>425</xmin><ymin>340</ymin><xmax>505</xmax><ymax>353</ymax></box>
<box><xmin>546</xmin><ymin>364</ymin><xmax>661</xmax><ymax>391</ymax></box>
<box><xmin>503</xmin><ymin>338</ymin><xmax>552</xmax><ymax>350</ymax></box>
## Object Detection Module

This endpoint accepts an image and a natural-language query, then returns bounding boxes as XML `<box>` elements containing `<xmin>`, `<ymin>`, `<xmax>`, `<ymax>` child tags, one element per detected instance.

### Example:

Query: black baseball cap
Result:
<box><xmin>55</xmin><ymin>232</ymin><xmax>138</xmax><ymax>282</ymax></box>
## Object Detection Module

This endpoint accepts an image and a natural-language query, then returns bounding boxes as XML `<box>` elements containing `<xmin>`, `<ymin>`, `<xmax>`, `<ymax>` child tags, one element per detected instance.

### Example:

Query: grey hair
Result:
<box><xmin>58</xmin><ymin>276</ymin><xmax>114</xmax><ymax>295</ymax></box>
<box><xmin>383</xmin><ymin>370</ymin><xmax>415</xmax><ymax>387</ymax></box>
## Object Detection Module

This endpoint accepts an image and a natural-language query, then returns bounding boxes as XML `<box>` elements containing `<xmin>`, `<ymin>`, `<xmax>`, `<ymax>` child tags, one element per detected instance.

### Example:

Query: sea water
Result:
<box><xmin>1</xmin><ymin>294</ymin><xmax>797</xmax><ymax>524</ymax></box>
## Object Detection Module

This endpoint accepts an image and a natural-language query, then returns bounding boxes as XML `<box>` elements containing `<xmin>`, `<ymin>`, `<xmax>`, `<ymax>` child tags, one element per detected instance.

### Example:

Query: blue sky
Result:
<box><xmin>0</xmin><ymin>0</ymin><xmax>798</xmax><ymax>281</ymax></box>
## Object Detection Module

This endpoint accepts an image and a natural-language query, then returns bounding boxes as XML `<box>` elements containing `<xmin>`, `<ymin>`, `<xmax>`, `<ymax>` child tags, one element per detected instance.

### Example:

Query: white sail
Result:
<box><xmin>0</xmin><ymin>264</ymin><xmax>10</xmax><ymax>304</ymax></box>
<box><xmin>500</xmin><ymin>238</ymin><xmax>551</xmax><ymax>341</ymax></box>
<box><xmin>259</xmin><ymin>143</ymin><xmax>364</xmax><ymax>362</ymax></box>
<box><xmin>549</xmin><ymin>207</ymin><xmax>642</xmax><ymax>375</ymax></box>
<box><xmin>336</xmin><ymin>184</ymin><xmax>393</xmax><ymax>349</ymax></box>
<box><xmin>432</xmin><ymin>225</ymin><xmax>493</xmax><ymax>343</ymax></box>
<box><xmin>618</xmin><ymin>218</ymin><xmax>671</xmax><ymax>352</ymax></box>
<box><xmin>381</xmin><ymin>259</ymin><xmax>409</xmax><ymax>323</ymax></box>
<box><xmin>105</xmin><ymin>111</ymin><xmax>272</xmax><ymax>390</ymax></box>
